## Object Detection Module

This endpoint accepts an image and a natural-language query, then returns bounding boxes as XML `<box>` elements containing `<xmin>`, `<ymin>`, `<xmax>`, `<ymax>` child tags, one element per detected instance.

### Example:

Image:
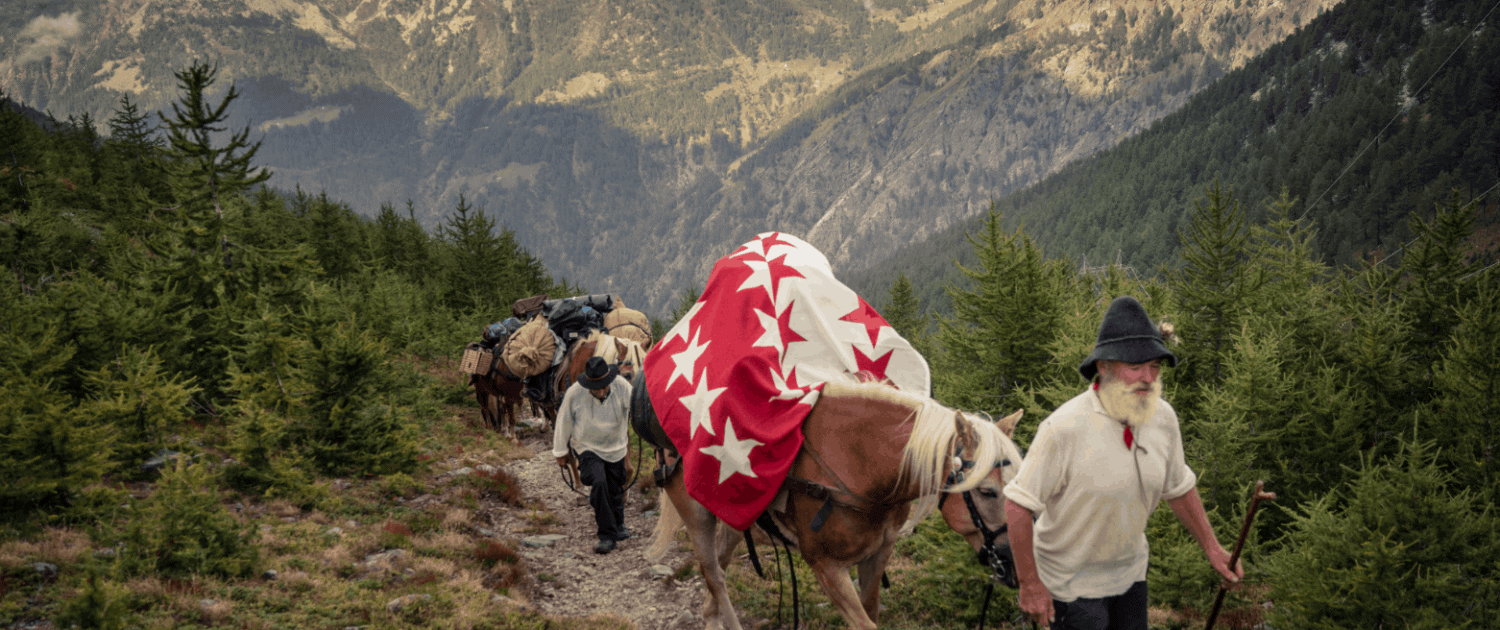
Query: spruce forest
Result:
<box><xmin>3</xmin><ymin>16</ymin><xmax>1500</xmax><ymax>630</ymax></box>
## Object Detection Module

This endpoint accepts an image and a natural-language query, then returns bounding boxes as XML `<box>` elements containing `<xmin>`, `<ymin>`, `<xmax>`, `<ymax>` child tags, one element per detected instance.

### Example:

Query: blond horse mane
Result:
<box><xmin>817</xmin><ymin>379</ymin><xmax>1007</xmax><ymax>498</ymax></box>
<box><xmin>590</xmin><ymin>332</ymin><xmax>647</xmax><ymax>368</ymax></box>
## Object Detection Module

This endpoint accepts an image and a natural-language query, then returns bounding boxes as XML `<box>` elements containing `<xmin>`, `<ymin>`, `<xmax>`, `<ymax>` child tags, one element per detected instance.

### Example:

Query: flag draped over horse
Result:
<box><xmin>643</xmin><ymin>232</ymin><xmax>930</xmax><ymax>531</ymax></box>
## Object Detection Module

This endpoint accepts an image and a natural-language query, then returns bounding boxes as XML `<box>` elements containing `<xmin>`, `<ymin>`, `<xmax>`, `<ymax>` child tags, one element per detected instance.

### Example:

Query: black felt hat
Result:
<box><xmin>1078</xmin><ymin>296</ymin><xmax>1178</xmax><ymax>381</ymax></box>
<box><xmin>578</xmin><ymin>356</ymin><xmax>619</xmax><ymax>390</ymax></box>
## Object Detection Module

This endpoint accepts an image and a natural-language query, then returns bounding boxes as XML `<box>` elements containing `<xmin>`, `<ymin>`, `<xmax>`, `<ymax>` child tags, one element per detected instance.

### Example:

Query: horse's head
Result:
<box><xmin>612</xmin><ymin>337</ymin><xmax>646</xmax><ymax>381</ymax></box>
<box><xmin>940</xmin><ymin>408</ymin><xmax>1024</xmax><ymax>588</ymax></box>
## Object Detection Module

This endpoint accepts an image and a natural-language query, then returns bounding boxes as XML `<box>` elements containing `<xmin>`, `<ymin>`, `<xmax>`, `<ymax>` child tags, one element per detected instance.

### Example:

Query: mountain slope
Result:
<box><xmin>1</xmin><ymin>0</ymin><xmax>1335</xmax><ymax>313</ymax></box>
<box><xmin>845</xmin><ymin>0</ymin><xmax>1500</xmax><ymax>314</ymax></box>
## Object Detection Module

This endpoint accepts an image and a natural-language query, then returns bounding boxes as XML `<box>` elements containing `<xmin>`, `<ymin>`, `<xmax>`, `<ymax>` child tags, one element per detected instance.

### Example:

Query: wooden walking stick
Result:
<box><xmin>1204</xmin><ymin>481</ymin><xmax>1276</xmax><ymax>630</ymax></box>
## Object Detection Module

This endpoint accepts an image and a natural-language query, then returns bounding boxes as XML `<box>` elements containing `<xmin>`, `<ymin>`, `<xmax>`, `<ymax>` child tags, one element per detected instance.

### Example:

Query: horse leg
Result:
<box><xmin>499</xmin><ymin>394</ymin><xmax>515</xmax><ymax>441</ymax></box>
<box><xmin>856</xmin><ymin>542</ymin><xmax>897</xmax><ymax>624</ymax></box>
<box><xmin>714</xmin><ymin>521</ymin><xmax>745</xmax><ymax>570</ymax></box>
<box><xmin>472</xmin><ymin>376</ymin><xmax>496</xmax><ymax>432</ymax></box>
<box><xmin>666</xmin><ymin>475</ymin><xmax>743</xmax><ymax>630</ymax></box>
<box><xmin>808</xmin><ymin>557</ymin><xmax>878</xmax><ymax>630</ymax></box>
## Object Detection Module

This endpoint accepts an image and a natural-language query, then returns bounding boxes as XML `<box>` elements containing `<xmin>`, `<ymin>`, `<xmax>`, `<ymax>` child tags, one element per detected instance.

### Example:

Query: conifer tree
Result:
<box><xmin>438</xmin><ymin>194</ymin><xmax>549</xmax><ymax>314</ymax></box>
<box><xmin>669</xmin><ymin>286</ymin><xmax>702</xmax><ymax>328</ymax></box>
<box><xmin>374</xmin><ymin>200</ymin><xmax>433</xmax><ymax>282</ymax></box>
<box><xmin>149</xmin><ymin>61</ymin><xmax>277</xmax><ymax>407</ymax></box>
<box><xmin>160</xmin><ymin>62</ymin><xmax>271</xmax><ymax>233</ymax></box>
<box><xmin>1430</xmin><ymin>270</ymin><xmax>1499</xmax><ymax>501</ymax></box>
<box><xmin>0</xmin><ymin>318</ymin><xmax>112</xmax><ymax>518</ymax></box>
<box><xmin>1398</xmin><ymin>190</ymin><xmax>1480</xmax><ymax>400</ymax></box>
<box><xmin>1262</xmin><ymin>430</ymin><xmax>1500</xmax><ymax>628</ymax></box>
<box><xmin>881</xmin><ymin>272</ymin><xmax>929</xmax><ymax>354</ymax></box>
<box><xmin>83</xmin><ymin>345</ymin><xmax>196</xmax><ymax>469</ymax></box>
<box><xmin>1168</xmin><ymin>181</ymin><xmax>1260</xmax><ymax>410</ymax></box>
<box><xmin>934</xmin><ymin>206</ymin><xmax>1067</xmax><ymax>416</ymax></box>
<box><xmin>1191</xmin><ymin>324</ymin><xmax>1283</xmax><ymax>513</ymax></box>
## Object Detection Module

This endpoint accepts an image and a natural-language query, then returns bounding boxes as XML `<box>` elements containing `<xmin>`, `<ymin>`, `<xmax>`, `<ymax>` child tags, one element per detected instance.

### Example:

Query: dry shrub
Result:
<box><xmin>266</xmin><ymin>499</ymin><xmax>300</xmax><ymax>518</ymax></box>
<box><xmin>410</xmin><ymin>556</ymin><xmax>458</xmax><ymax>578</ymax></box>
<box><xmin>199</xmin><ymin>598</ymin><xmax>233</xmax><ymax>624</ymax></box>
<box><xmin>317</xmin><ymin>544</ymin><xmax>356</xmax><ymax>570</ymax></box>
<box><xmin>0</xmin><ymin>527</ymin><xmax>91</xmax><ymax>568</ymax></box>
<box><xmin>422</xmin><ymin>531</ymin><xmax>471</xmax><ymax>558</ymax></box>
<box><xmin>470</xmin><ymin>469</ymin><xmax>524</xmax><ymax>506</ymax></box>
<box><xmin>474</xmin><ymin>540</ymin><xmax>526</xmax><ymax>590</ymax></box>
<box><xmin>382</xmin><ymin>521</ymin><xmax>414</xmax><ymax>537</ymax></box>
<box><xmin>441</xmin><ymin>508</ymin><xmax>472</xmax><ymax>529</ymax></box>
<box><xmin>473</xmin><ymin>541</ymin><xmax>520</xmax><ymax>568</ymax></box>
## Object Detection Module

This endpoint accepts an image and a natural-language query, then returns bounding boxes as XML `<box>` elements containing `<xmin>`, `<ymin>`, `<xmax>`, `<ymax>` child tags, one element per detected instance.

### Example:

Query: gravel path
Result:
<box><xmin>499</xmin><ymin>430</ymin><xmax>708</xmax><ymax>630</ymax></box>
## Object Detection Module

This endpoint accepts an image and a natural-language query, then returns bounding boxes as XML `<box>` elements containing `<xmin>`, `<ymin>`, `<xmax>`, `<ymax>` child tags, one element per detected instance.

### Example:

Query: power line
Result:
<box><xmin>1297</xmin><ymin>0</ymin><xmax>1500</xmax><ymax>222</ymax></box>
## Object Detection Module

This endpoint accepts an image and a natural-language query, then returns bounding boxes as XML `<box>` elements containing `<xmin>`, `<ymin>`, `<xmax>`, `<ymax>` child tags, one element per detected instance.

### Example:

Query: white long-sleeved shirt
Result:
<box><xmin>551</xmin><ymin>378</ymin><xmax>632</xmax><ymax>463</ymax></box>
<box><xmin>1002</xmin><ymin>388</ymin><xmax>1196</xmax><ymax>602</ymax></box>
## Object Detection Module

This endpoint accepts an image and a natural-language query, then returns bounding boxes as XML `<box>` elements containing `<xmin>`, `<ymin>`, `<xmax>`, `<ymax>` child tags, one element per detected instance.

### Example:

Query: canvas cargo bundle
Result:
<box><xmin>501</xmin><ymin>317</ymin><xmax>557</xmax><ymax>378</ymax></box>
<box><xmin>512</xmin><ymin>294</ymin><xmax>549</xmax><ymax>320</ymax></box>
<box><xmin>459</xmin><ymin>343</ymin><xmax>495</xmax><ymax>376</ymax></box>
<box><xmin>604</xmin><ymin>306</ymin><xmax>652</xmax><ymax>346</ymax></box>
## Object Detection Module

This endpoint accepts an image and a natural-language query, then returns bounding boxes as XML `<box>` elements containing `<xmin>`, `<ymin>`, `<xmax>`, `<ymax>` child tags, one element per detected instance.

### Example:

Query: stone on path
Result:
<box><xmin>521</xmin><ymin>534</ymin><xmax>568</xmax><ymax>548</ymax></box>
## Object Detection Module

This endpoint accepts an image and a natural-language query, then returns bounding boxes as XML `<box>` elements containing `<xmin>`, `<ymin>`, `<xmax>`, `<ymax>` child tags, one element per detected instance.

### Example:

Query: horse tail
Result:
<box><xmin>646</xmin><ymin>494</ymin><xmax>683</xmax><ymax>562</ymax></box>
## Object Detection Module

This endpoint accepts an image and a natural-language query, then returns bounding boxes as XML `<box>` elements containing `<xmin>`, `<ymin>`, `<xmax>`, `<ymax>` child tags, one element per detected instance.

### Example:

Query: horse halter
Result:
<box><xmin>940</xmin><ymin>456</ymin><xmax>1019</xmax><ymax>590</ymax></box>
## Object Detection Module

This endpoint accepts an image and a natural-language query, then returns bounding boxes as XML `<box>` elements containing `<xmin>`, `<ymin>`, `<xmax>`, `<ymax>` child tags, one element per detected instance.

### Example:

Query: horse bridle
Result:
<box><xmin>940</xmin><ymin>458</ymin><xmax>1019</xmax><ymax>590</ymax></box>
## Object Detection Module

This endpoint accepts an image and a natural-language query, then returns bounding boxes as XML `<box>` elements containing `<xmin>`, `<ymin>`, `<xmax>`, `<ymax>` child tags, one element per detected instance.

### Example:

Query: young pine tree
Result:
<box><xmin>1430</xmin><ymin>270</ymin><xmax>1500</xmax><ymax>502</ymax></box>
<box><xmin>881</xmin><ymin>272</ymin><xmax>930</xmax><ymax>355</ymax></box>
<box><xmin>1262</xmin><ymin>429</ymin><xmax>1500</xmax><ymax>629</ymax></box>
<box><xmin>934</xmin><ymin>206</ymin><xmax>1068</xmax><ymax>416</ymax></box>
<box><xmin>1168</xmin><ymin>181</ymin><xmax>1261</xmax><ymax>406</ymax></box>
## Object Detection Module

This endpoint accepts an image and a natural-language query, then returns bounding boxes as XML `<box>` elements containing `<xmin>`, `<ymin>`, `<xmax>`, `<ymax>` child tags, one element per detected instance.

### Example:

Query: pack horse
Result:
<box><xmin>635</xmin><ymin>232</ymin><xmax>1027</xmax><ymax>630</ymax></box>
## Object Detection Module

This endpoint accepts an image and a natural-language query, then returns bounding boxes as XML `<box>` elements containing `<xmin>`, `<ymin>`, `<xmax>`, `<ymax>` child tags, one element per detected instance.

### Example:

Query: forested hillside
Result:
<box><xmin>850</xmin><ymin>0</ymin><xmax>1500</xmax><ymax>313</ymax></box>
<box><xmin>1</xmin><ymin>61</ymin><xmax>574</xmax><ymax>514</ymax></box>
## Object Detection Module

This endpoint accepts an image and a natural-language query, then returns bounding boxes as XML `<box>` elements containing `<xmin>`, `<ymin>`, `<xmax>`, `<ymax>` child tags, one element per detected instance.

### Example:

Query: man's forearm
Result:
<box><xmin>1005</xmin><ymin>499</ymin><xmax>1041</xmax><ymax>584</ymax></box>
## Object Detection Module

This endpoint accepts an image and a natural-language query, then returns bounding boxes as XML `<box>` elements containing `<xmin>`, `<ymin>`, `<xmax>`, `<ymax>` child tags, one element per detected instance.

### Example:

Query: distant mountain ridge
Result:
<box><xmin>1</xmin><ymin>0</ymin><xmax>1335</xmax><ymax>314</ymax></box>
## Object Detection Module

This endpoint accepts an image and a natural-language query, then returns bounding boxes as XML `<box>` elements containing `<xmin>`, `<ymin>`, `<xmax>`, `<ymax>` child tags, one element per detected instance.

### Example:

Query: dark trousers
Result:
<box><xmin>576</xmin><ymin>451</ymin><xmax>627</xmax><ymax>541</ymax></box>
<box><xmin>1051</xmin><ymin>580</ymin><xmax>1148</xmax><ymax>630</ymax></box>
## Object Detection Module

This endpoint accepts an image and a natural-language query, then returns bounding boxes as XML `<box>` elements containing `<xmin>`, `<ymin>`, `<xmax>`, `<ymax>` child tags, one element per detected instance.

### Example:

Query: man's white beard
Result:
<box><xmin>1097</xmin><ymin>377</ymin><xmax>1162</xmax><ymax>427</ymax></box>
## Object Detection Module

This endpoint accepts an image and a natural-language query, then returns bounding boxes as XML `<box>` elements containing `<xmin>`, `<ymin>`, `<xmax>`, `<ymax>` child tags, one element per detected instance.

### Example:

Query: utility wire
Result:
<box><xmin>1298</xmin><ymin>0</ymin><xmax>1500</xmax><ymax>222</ymax></box>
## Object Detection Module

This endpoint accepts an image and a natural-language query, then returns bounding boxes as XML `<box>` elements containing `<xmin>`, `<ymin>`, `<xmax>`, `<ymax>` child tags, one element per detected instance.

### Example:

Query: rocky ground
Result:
<box><xmin>495</xmin><ymin>423</ymin><xmax>708</xmax><ymax>630</ymax></box>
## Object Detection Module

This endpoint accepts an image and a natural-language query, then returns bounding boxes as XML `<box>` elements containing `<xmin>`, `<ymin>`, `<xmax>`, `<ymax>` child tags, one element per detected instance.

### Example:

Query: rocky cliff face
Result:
<box><xmin>1</xmin><ymin>0</ymin><xmax>1336</xmax><ymax>314</ymax></box>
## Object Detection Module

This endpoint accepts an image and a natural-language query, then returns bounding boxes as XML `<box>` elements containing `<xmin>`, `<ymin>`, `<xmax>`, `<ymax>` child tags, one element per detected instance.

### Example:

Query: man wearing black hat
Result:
<box><xmin>1002</xmin><ymin>296</ymin><xmax>1242</xmax><ymax>629</ymax></box>
<box><xmin>552</xmin><ymin>356</ymin><xmax>633</xmax><ymax>554</ymax></box>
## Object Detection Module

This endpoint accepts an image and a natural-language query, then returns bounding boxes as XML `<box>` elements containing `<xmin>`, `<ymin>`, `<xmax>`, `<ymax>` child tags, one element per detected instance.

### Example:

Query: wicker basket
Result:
<box><xmin>459</xmin><ymin>347</ymin><xmax>494</xmax><ymax>376</ymax></box>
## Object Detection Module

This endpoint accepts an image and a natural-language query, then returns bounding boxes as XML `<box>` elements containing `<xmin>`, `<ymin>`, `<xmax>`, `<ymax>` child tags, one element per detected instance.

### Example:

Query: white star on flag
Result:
<box><xmin>667</xmin><ymin>331</ymin><xmax>710</xmax><ymax>390</ymax></box>
<box><xmin>751</xmin><ymin>307</ymin><xmax>784</xmax><ymax>359</ymax></box>
<box><xmin>661</xmin><ymin>301</ymin><xmax>705</xmax><ymax>347</ymax></box>
<box><xmin>678</xmin><ymin>371</ymin><xmax>726</xmax><ymax>439</ymax></box>
<box><xmin>737</xmin><ymin>258</ymin><xmax>775</xmax><ymax>300</ymax></box>
<box><xmin>700</xmin><ymin>419</ymin><xmax>762</xmax><ymax>484</ymax></box>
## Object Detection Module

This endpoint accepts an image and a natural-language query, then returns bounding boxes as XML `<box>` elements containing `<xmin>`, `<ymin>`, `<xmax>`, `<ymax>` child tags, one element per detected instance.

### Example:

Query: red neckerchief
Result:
<box><xmin>1094</xmin><ymin>381</ymin><xmax>1133</xmax><ymax>449</ymax></box>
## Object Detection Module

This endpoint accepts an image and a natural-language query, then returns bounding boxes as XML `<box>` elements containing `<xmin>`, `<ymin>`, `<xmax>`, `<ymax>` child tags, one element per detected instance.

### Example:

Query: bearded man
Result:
<box><xmin>1003</xmin><ymin>296</ymin><xmax>1242</xmax><ymax>630</ymax></box>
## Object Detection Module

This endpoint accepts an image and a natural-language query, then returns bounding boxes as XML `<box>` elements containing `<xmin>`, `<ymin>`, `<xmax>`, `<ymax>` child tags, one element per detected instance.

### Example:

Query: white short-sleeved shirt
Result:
<box><xmin>551</xmin><ymin>378</ymin><xmax>632</xmax><ymax>463</ymax></box>
<box><xmin>1002</xmin><ymin>387</ymin><xmax>1196</xmax><ymax>601</ymax></box>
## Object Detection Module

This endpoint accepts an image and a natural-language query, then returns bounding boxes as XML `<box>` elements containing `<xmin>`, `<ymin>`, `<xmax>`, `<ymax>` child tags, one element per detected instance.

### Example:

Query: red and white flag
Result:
<box><xmin>643</xmin><ymin>232</ymin><xmax>929</xmax><ymax>530</ymax></box>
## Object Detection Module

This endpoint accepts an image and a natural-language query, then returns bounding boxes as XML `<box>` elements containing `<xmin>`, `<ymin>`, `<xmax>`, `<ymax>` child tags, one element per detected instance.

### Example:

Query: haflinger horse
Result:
<box><xmin>644</xmin><ymin>376</ymin><xmax>1025</xmax><ymax>630</ymax></box>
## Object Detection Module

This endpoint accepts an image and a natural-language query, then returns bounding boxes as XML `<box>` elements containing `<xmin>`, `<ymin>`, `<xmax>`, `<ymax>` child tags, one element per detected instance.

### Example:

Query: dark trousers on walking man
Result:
<box><xmin>577</xmin><ymin>451</ymin><xmax>628</xmax><ymax>542</ymax></box>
